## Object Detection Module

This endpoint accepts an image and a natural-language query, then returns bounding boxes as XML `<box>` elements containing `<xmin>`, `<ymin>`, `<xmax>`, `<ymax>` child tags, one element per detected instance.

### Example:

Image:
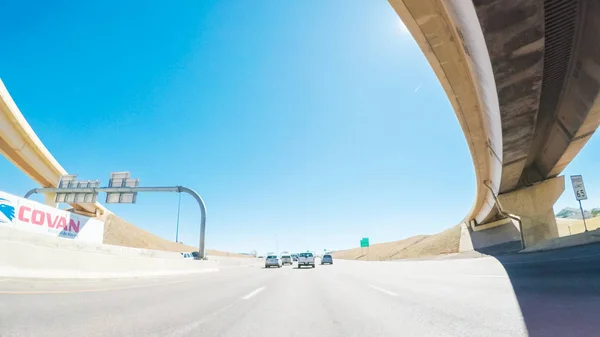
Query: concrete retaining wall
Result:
<box><xmin>0</xmin><ymin>226</ymin><xmax>217</xmax><ymax>278</ymax></box>
<box><xmin>459</xmin><ymin>220</ymin><xmax>522</xmax><ymax>254</ymax></box>
<box><xmin>522</xmin><ymin>228</ymin><xmax>600</xmax><ymax>253</ymax></box>
<box><xmin>0</xmin><ymin>225</ymin><xmax>182</xmax><ymax>259</ymax></box>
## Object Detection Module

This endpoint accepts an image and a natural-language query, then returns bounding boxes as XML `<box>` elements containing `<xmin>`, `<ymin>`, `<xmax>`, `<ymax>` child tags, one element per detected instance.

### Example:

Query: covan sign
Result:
<box><xmin>0</xmin><ymin>191</ymin><xmax>104</xmax><ymax>243</ymax></box>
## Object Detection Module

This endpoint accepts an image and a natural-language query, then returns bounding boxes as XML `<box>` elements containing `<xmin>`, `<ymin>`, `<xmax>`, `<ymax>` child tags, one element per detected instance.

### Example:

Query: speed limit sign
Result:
<box><xmin>570</xmin><ymin>175</ymin><xmax>588</xmax><ymax>200</ymax></box>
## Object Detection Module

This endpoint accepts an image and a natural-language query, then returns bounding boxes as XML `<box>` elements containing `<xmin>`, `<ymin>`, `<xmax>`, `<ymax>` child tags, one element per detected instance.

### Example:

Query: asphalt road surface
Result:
<box><xmin>2</xmin><ymin>244</ymin><xmax>600</xmax><ymax>337</ymax></box>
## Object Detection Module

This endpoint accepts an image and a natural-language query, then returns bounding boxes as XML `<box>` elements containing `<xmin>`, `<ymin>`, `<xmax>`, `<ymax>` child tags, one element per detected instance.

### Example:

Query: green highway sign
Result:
<box><xmin>360</xmin><ymin>238</ymin><xmax>369</xmax><ymax>248</ymax></box>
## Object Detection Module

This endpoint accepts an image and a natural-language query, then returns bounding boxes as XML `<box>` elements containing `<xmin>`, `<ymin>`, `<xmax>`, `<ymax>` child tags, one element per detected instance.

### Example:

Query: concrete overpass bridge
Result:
<box><xmin>0</xmin><ymin>79</ymin><xmax>107</xmax><ymax>217</ymax></box>
<box><xmin>2</xmin><ymin>0</ymin><xmax>600</xmax><ymax>250</ymax></box>
<box><xmin>389</xmin><ymin>0</ymin><xmax>600</xmax><ymax>248</ymax></box>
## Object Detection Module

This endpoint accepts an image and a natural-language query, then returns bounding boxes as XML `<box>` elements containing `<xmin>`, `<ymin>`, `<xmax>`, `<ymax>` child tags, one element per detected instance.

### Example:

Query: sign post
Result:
<box><xmin>570</xmin><ymin>175</ymin><xmax>589</xmax><ymax>232</ymax></box>
<box><xmin>25</xmin><ymin>172</ymin><xmax>208</xmax><ymax>259</ymax></box>
<box><xmin>360</xmin><ymin>238</ymin><xmax>369</xmax><ymax>247</ymax></box>
<box><xmin>360</xmin><ymin>237</ymin><xmax>370</xmax><ymax>256</ymax></box>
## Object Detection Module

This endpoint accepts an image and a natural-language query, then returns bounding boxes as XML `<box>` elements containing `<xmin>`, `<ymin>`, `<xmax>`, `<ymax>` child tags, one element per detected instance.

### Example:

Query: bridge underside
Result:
<box><xmin>388</xmin><ymin>0</ymin><xmax>600</xmax><ymax>249</ymax></box>
<box><xmin>474</xmin><ymin>0</ymin><xmax>600</xmax><ymax>232</ymax></box>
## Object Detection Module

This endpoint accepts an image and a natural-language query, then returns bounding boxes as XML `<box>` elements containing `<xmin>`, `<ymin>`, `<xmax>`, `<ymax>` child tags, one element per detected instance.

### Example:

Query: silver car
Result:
<box><xmin>280</xmin><ymin>254</ymin><xmax>293</xmax><ymax>265</ymax></box>
<box><xmin>321</xmin><ymin>254</ymin><xmax>333</xmax><ymax>265</ymax></box>
<box><xmin>265</xmin><ymin>255</ymin><xmax>282</xmax><ymax>268</ymax></box>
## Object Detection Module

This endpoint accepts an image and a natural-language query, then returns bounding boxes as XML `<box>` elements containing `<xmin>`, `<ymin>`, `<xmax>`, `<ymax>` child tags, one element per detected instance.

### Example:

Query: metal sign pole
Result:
<box><xmin>579</xmin><ymin>199</ymin><xmax>588</xmax><ymax>232</ymax></box>
<box><xmin>175</xmin><ymin>192</ymin><xmax>181</xmax><ymax>243</ymax></box>
<box><xmin>570</xmin><ymin>175</ymin><xmax>589</xmax><ymax>233</ymax></box>
<box><xmin>24</xmin><ymin>185</ymin><xmax>208</xmax><ymax>259</ymax></box>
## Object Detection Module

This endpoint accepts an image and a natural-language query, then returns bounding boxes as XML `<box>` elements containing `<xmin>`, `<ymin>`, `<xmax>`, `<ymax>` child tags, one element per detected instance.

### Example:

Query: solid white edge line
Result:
<box><xmin>242</xmin><ymin>286</ymin><xmax>266</xmax><ymax>300</ymax></box>
<box><xmin>369</xmin><ymin>285</ymin><xmax>398</xmax><ymax>297</ymax></box>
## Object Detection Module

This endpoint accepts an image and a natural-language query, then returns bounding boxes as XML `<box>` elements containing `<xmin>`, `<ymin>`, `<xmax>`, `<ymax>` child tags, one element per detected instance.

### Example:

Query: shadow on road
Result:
<box><xmin>490</xmin><ymin>243</ymin><xmax>600</xmax><ymax>337</ymax></box>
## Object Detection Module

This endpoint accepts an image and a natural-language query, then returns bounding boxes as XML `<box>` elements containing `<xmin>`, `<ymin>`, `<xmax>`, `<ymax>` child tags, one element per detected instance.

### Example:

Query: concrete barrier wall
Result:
<box><xmin>0</xmin><ymin>191</ymin><xmax>105</xmax><ymax>243</ymax></box>
<box><xmin>0</xmin><ymin>225</ymin><xmax>182</xmax><ymax>259</ymax></box>
<box><xmin>522</xmin><ymin>228</ymin><xmax>600</xmax><ymax>253</ymax></box>
<box><xmin>0</xmin><ymin>226</ymin><xmax>217</xmax><ymax>278</ymax></box>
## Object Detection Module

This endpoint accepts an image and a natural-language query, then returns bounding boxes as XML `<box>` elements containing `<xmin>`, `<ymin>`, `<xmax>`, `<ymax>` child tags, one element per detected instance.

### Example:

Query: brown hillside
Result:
<box><xmin>556</xmin><ymin>216</ymin><xmax>600</xmax><ymax>236</ymax></box>
<box><xmin>332</xmin><ymin>225</ymin><xmax>461</xmax><ymax>261</ymax></box>
<box><xmin>102</xmin><ymin>214</ymin><xmax>247</xmax><ymax>257</ymax></box>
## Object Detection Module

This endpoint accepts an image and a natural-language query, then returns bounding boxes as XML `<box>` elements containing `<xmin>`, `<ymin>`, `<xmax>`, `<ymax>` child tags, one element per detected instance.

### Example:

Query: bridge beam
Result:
<box><xmin>497</xmin><ymin>176</ymin><xmax>565</xmax><ymax>248</ymax></box>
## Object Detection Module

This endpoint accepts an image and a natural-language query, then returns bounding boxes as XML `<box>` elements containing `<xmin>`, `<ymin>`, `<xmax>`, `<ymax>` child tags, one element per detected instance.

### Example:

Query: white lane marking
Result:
<box><xmin>242</xmin><ymin>286</ymin><xmax>265</xmax><ymax>300</ymax></box>
<box><xmin>369</xmin><ymin>285</ymin><xmax>398</xmax><ymax>297</ymax></box>
<box><xmin>166</xmin><ymin>300</ymin><xmax>240</xmax><ymax>336</ymax></box>
<box><xmin>219</xmin><ymin>263</ymin><xmax>261</xmax><ymax>269</ymax></box>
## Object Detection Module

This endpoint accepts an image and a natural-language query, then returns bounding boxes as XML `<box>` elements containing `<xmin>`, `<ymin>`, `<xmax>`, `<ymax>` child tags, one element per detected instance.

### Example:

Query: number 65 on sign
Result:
<box><xmin>570</xmin><ymin>175</ymin><xmax>588</xmax><ymax>201</ymax></box>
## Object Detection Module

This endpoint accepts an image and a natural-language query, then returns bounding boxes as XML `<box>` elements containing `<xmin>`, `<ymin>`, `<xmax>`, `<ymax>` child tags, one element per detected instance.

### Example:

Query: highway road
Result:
<box><xmin>2</xmin><ymin>245</ymin><xmax>600</xmax><ymax>337</ymax></box>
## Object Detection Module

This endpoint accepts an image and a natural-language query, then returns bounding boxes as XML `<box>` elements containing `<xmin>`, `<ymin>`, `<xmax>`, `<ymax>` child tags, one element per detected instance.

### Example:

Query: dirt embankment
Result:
<box><xmin>556</xmin><ymin>216</ymin><xmax>600</xmax><ymax>236</ymax></box>
<box><xmin>331</xmin><ymin>225</ymin><xmax>461</xmax><ymax>261</ymax></box>
<box><xmin>332</xmin><ymin>216</ymin><xmax>600</xmax><ymax>261</ymax></box>
<box><xmin>102</xmin><ymin>214</ymin><xmax>248</xmax><ymax>257</ymax></box>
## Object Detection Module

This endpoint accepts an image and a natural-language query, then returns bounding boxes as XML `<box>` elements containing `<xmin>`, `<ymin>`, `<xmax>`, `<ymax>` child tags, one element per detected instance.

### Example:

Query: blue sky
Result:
<box><xmin>1</xmin><ymin>0</ymin><xmax>598</xmax><ymax>255</ymax></box>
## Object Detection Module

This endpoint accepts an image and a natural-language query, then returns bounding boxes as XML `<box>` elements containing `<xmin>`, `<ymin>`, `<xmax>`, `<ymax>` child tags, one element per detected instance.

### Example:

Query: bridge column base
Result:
<box><xmin>498</xmin><ymin>176</ymin><xmax>565</xmax><ymax>248</ymax></box>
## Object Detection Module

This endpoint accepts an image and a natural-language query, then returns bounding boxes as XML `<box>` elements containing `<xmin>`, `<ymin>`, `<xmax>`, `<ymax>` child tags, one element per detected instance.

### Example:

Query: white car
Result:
<box><xmin>297</xmin><ymin>252</ymin><xmax>315</xmax><ymax>268</ymax></box>
<box><xmin>280</xmin><ymin>254</ymin><xmax>293</xmax><ymax>265</ymax></box>
<box><xmin>265</xmin><ymin>255</ymin><xmax>282</xmax><ymax>268</ymax></box>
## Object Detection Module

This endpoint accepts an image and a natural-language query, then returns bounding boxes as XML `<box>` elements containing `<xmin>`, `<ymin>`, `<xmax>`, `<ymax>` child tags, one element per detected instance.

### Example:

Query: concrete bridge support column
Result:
<box><xmin>44</xmin><ymin>193</ymin><xmax>57</xmax><ymax>208</ymax></box>
<box><xmin>497</xmin><ymin>176</ymin><xmax>565</xmax><ymax>248</ymax></box>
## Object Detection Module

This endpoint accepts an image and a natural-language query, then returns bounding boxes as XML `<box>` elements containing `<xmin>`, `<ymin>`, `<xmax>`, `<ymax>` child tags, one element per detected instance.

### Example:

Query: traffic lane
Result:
<box><xmin>0</xmin><ymin>265</ymin><xmax>284</xmax><ymax>337</ymax></box>
<box><xmin>508</xmin><ymin>289</ymin><xmax>600</xmax><ymax>337</ymax></box>
<box><xmin>333</xmin><ymin>250</ymin><xmax>600</xmax><ymax>337</ymax></box>
<box><xmin>0</xmin><ymin>264</ymin><xmax>262</xmax><ymax>293</ymax></box>
<box><xmin>333</xmin><ymin>254</ymin><xmax>600</xmax><ymax>337</ymax></box>
<box><xmin>177</xmin><ymin>261</ymin><xmax>522</xmax><ymax>337</ymax></box>
<box><xmin>160</xmin><ymin>264</ymin><xmax>331</xmax><ymax>336</ymax></box>
<box><xmin>496</xmin><ymin>250</ymin><xmax>600</xmax><ymax>337</ymax></box>
<box><xmin>303</xmin><ymin>263</ymin><xmax>505</xmax><ymax>337</ymax></box>
<box><xmin>5</xmin><ymin>251</ymin><xmax>598</xmax><ymax>337</ymax></box>
<box><xmin>179</xmin><ymin>262</ymin><xmax>368</xmax><ymax>337</ymax></box>
<box><xmin>154</xmin><ymin>264</ymin><xmax>370</xmax><ymax>336</ymax></box>
<box><xmin>157</xmin><ymin>265</ymin><xmax>301</xmax><ymax>337</ymax></box>
<box><xmin>0</xmin><ymin>269</ymin><xmax>228</xmax><ymax>293</ymax></box>
<box><xmin>0</xmin><ymin>266</ymin><xmax>282</xmax><ymax>337</ymax></box>
<box><xmin>319</xmin><ymin>260</ymin><xmax>526</xmax><ymax>337</ymax></box>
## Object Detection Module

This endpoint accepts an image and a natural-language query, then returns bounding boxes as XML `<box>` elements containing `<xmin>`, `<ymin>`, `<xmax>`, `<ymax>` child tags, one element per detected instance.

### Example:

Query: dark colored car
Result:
<box><xmin>321</xmin><ymin>254</ymin><xmax>333</xmax><ymax>265</ymax></box>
